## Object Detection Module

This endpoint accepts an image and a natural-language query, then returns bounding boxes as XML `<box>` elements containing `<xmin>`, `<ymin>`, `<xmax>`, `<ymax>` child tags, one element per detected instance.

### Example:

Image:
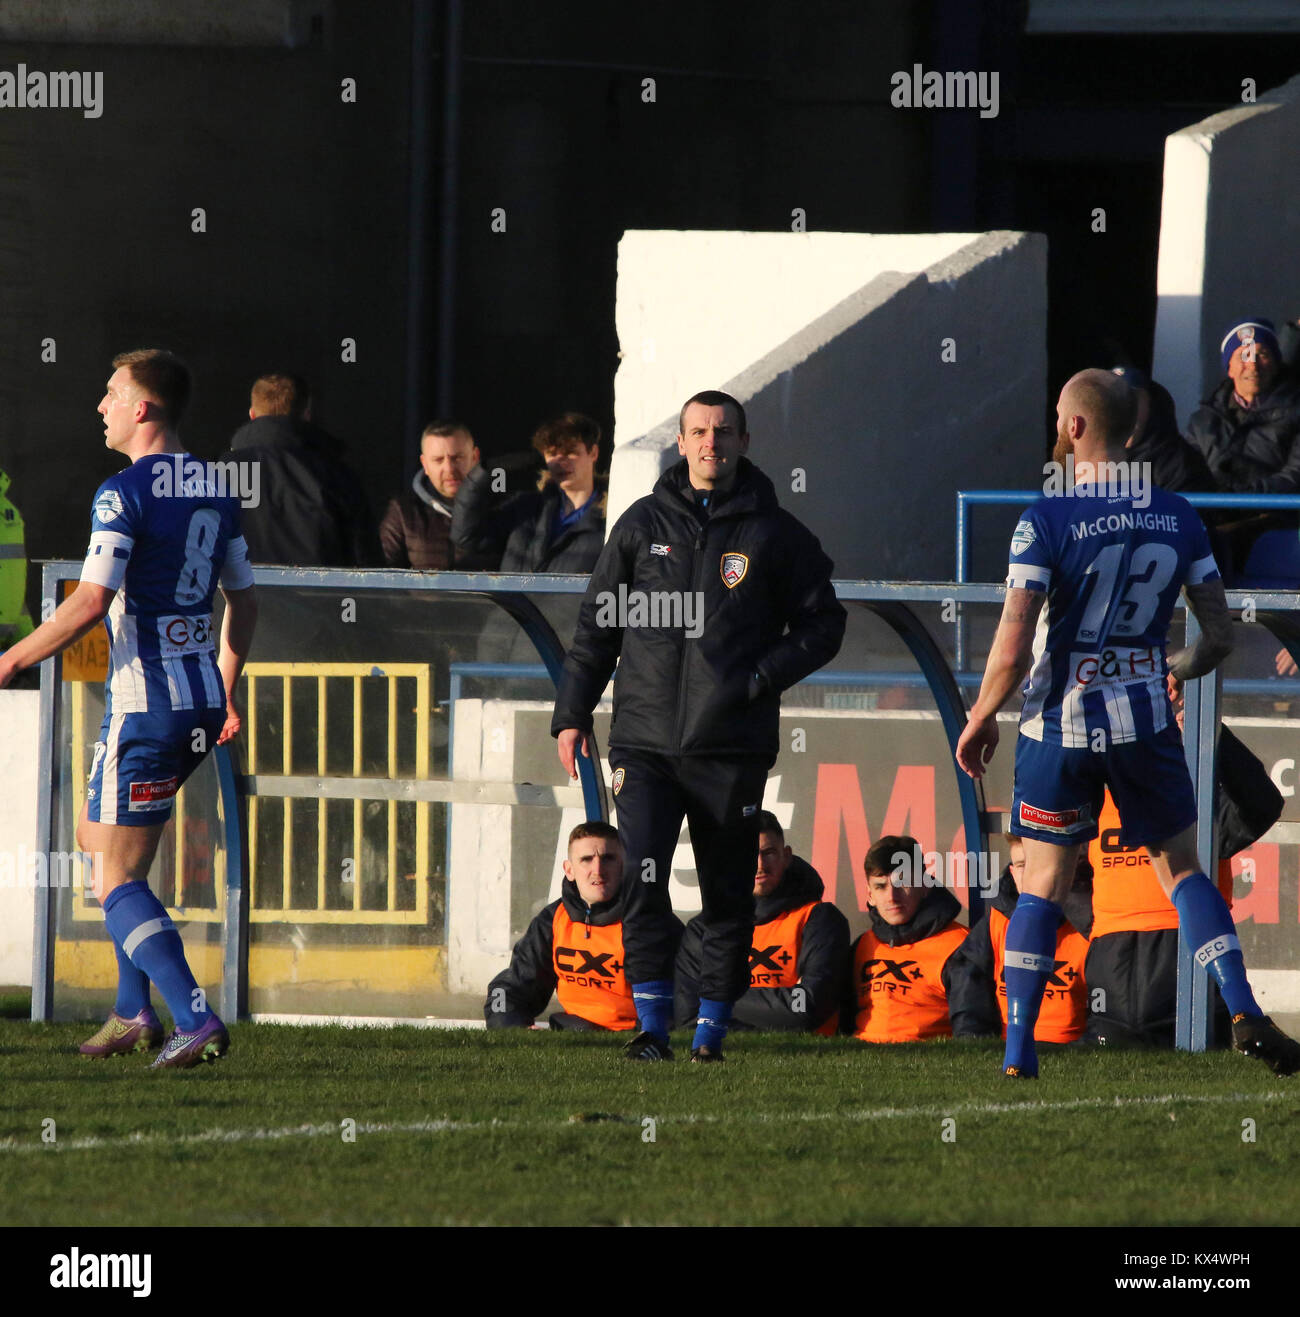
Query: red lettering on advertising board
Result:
<box><xmin>1230</xmin><ymin>842</ymin><xmax>1279</xmax><ymax>926</ymax></box>
<box><xmin>810</xmin><ymin>764</ymin><xmax>936</xmax><ymax>910</ymax></box>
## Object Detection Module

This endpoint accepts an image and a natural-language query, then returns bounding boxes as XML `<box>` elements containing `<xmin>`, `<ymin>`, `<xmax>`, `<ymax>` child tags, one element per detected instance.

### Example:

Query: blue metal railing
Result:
<box><xmin>956</xmin><ymin>488</ymin><xmax>1300</xmax><ymax>585</ymax></box>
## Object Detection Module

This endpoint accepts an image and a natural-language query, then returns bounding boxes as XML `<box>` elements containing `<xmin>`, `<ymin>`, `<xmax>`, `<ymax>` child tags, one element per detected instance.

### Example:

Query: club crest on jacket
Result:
<box><xmin>721</xmin><ymin>552</ymin><xmax>749</xmax><ymax>588</ymax></box>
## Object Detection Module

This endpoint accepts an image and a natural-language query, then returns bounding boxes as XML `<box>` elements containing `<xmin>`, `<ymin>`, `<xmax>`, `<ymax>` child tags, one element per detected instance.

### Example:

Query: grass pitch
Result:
<box><xmin>2</xmin><ymin>1017</ymin><xmax>1297</xmax><ymax>1227</ymax></box>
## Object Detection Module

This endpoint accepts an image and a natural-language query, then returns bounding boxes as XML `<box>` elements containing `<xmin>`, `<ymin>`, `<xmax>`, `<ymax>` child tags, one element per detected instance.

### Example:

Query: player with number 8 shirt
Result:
<box><xmin>0</xmin><ymin>350</ymin><xmax>257</xmax><ymax>1069</ymax></box>
<box><xmin>956</xmin><ymin>368</ymin><xmax>1300</xmax><ymax>1080</ymax></box>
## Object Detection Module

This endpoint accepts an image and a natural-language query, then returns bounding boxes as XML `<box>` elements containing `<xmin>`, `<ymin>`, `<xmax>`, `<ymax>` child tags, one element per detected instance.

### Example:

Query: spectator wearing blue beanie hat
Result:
<box><xmin>1185</xmin><ymin>316</ymin><xmax>1300</xmax><ymax>496</ymax></box>
<box><xmin>1219</xmin><ymin>318</ymin><xmax>1283</xmax><ymax>378</ymax></box>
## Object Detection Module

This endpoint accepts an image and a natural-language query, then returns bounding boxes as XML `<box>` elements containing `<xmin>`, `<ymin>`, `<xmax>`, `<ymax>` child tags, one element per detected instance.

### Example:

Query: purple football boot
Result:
<box><xmin>79</xmin><ymin>1008</ymin><xmax>163</xmax><ymax>1058</ymax></box>
<box><xmin>150</xmin><ymin>1015</ymin><xmax>230</xmax><ymax>1070</ymax></box>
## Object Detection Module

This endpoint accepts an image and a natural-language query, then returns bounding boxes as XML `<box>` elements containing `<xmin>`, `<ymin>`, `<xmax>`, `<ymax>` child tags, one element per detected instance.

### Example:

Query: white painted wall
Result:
<box><xmin>613</xmin><ymin>231</ymin><xmax>972</xmax><ymax>450</ymax></box>
<box><xmin>446</xmin><ymin>698</ymin><xmax>515</xmax><ymax>993</ymax></box>
<box><xmin>0</xmin><ymin>690</ymin><xmax>40</xmax><ymax>986</ymax></box>
<box><xmin>1154</xmin><ymin>75</ymin><xmax>1300</xmax><ymax>428</ymax></box>
<box><xmin>608</xmin><ymin>229</ymin><xmax>1047</xmax><ymax>581</ymax></box>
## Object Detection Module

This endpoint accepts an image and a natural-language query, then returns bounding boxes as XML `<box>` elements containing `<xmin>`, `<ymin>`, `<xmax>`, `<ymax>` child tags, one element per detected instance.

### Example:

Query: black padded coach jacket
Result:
<box><xmin>550</xmin><ymin>457</ymin><xmax>845</xmax><ymax>761</ymax></box>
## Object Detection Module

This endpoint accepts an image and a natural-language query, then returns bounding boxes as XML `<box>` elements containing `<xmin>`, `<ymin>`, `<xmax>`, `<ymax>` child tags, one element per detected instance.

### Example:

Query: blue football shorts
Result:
<box><xmin>86</xmin><ymin>708</ymin><xmax>227</xmax><ymax>826</ymax></box>
<box><xmin>1010</xmin><ymin>722</ymin><xmax>1197</xmax><ymax>850</ymax></box>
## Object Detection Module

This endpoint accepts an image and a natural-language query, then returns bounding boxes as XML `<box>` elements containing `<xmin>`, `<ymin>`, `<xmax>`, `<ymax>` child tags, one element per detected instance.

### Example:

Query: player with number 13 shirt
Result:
<box><xmin>957</xmin><ymin>368</ymin><xmax>1300</xmax><ymax>1081</ymax></box>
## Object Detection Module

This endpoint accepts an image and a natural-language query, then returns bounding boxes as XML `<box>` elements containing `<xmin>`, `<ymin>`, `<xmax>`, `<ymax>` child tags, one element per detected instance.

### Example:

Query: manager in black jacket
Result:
<box><xmin>551</xmin><ymin>390</ymin><xmax>846</xmax><ymax>1062</ymax></box>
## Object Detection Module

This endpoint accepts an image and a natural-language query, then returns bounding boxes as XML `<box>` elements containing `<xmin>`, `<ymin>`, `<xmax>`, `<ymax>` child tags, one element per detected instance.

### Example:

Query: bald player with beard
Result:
<box><xmin>956</xmin><ymin>368</ymin><xmax>1300</xmax><ymax>1080</ymax></box>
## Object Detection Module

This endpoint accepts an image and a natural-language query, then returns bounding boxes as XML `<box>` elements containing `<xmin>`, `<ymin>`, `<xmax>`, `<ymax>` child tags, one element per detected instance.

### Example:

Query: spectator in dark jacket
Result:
<box><xmin>379</xmin><ymin>420</ymin><xmax>493</xmax><ymax>569</ymax></box>
<box><xmin>223</xmin><ymin>373</ymin><xmax>380</xmax><ymax>567</ymax></box>
<box><xmin>1112</xmin><ymin>367</ymin><xmax>1214</xmax><ymax>493</ymax></box>
<box><xmin>1185</xmin><ymin>319</ymin><xmax>1300</xmax><ymax>623</ymax></box>
<box><xmin>1185</xmin><ymin>319</ymin><xmax>1300</xmax><ymax>495</ymax></box>
<box><xmin>675</xmin><ymin>812</ymin><xmax>849</xmax><ymax>1034</ymax></box>
<box><xmin>452</xmin><ymin>412</ymin><xmax>607</xmax><ymax>575</ymax></box>
<box><xmin>946</xmin><ymin>839</ymin><xmax>1093</xmax><ymax>1044</ymax></box>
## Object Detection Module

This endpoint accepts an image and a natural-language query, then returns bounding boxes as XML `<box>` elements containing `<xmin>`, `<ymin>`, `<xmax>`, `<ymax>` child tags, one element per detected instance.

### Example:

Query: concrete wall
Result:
<box><xmin>1153</xmin><ymin>75</ymin><xmax>1300</xmax><ymax>427</ymax></box>
<box><xmin>0</xmin><ymin>689</ymin><xmax>39</xmax><ymax>986</ymax></box>
<box><xmin>608</xmin><ymin>230</ymin><xmax>1047</xmax><ymax>581</ymax></box>
<box><xmin>613</xmin><ymin>232</ymin><xmax>972</xmax><ymax>450</ymax></box>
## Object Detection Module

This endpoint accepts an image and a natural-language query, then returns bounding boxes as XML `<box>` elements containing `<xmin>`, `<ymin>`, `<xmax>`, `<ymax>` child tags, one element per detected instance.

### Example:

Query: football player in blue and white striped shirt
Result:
<box><xmin>0</xmin><ymin>350</ymin><xmax>257</xmax><ymax>1069</ymax></box>
<box><xmin>956</xmin><ymin>368</ymin><xmax>1299</xmax><ymax>1080</ymax></box>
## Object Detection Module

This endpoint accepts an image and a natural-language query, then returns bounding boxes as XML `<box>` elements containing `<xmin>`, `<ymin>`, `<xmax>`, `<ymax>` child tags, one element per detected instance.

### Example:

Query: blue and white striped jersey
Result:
<box><xmin>1005</xmin><ymin>483</ymin><xmax>1219</xmax><ymax>747</ymax></box>
<box><xmin>80</xmin><ymin>454</ymin><xmax>254</xmax><ymax>715</ymax></box>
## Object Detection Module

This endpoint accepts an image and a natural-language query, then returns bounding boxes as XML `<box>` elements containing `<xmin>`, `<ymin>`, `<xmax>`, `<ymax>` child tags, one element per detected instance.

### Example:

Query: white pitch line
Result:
<box><xmin>0</xmin><ymin>1118</ymin><xmax>493</xmax><ymax>1156</ymax></box>
<box><xmin>735</xmin><ymin>1088</ymin><xmax>1293</xmax><ymax>1124</ymax></box>
<box><xmin>0</xmin><ymin>1089</ymin><xmax>1287</xmax><ymax>1156</ymax></box>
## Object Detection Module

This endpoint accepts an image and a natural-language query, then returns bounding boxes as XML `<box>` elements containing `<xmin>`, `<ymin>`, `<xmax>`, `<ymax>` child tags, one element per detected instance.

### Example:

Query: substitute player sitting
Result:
<box><xmin>847</xmin><ymin>836</ymin><xmax>967</xmax><ymax>1043</ymax></box>
<box><xmin>956</xmin><ymin>368</ymin><xmax>1299</xmax><ymax>1079</ymax></box>
<box><xmin>484</xmin><ymin>822</ymin><xmax>682</xmax><ymax>1031</ymax></box>
<box><xmin>675</xmin><ymin>811</ymin><xmax>849</xmax><ymax>1034</ymax></box>
<box><xmin>0</xmin><ymin>349</ymin><xmax>257</xmax><ymax>1069</ymax></box>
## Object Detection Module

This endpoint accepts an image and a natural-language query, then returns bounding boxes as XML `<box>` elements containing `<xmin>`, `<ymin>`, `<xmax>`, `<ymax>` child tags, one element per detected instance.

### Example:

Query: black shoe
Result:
<box><xmin>622</xmin><ymin>1030</ymin><xmax>673</xmax><ymax>1061</ymax></box>
<box><xmin>1003</xmin><ymin>1065</ymin><xmax>1037</xmax><ymax>1080</ymax></box>
<box><xmin>690</xmin><ymin>1045</ymin><xmax>725</xmax><ymax>1063</ymax></box>
<box><xmin>1231</xmin><ymin>1013</ymin><xmax>1300</xmax><ymax>1076</ymax></box>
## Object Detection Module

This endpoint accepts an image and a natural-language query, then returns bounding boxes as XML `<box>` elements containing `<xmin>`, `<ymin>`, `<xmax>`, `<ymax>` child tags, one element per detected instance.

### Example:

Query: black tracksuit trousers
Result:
<box><xmin>609</xmin><ymin>748</ymin><xmax>768</xmax><ymax>1002</ymax></box>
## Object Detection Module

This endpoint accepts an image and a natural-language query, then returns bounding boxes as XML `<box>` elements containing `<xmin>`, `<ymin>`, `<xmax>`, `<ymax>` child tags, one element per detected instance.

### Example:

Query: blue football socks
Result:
<box><xmin>110</xmin><ymin>931</ymin><xmax>152</xmax><ymax>1019</ymax></box>
<box><xmin>631</xmin><ymin>979</ymin><xmax>674</xmax><ymax>1045</ymax></box>
<box><xmin>1002</xmin><ymin>893</ymin><xmax>1062</xmax><ymax>1076</ymax></box>
<box><xmin>692</xmin><ymin>998</ymin><xmax>731</xmax><ymax>1053</ymax></box>
<box><xmin>1171</xmin><ymin>872</ymin><xmax>1261</xmax><ymax>1019</ymax></box>
<box><xmin>102</xmin><ymin>880</ymin><xmax>210</xmax><ymax>1032</ymax></box>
